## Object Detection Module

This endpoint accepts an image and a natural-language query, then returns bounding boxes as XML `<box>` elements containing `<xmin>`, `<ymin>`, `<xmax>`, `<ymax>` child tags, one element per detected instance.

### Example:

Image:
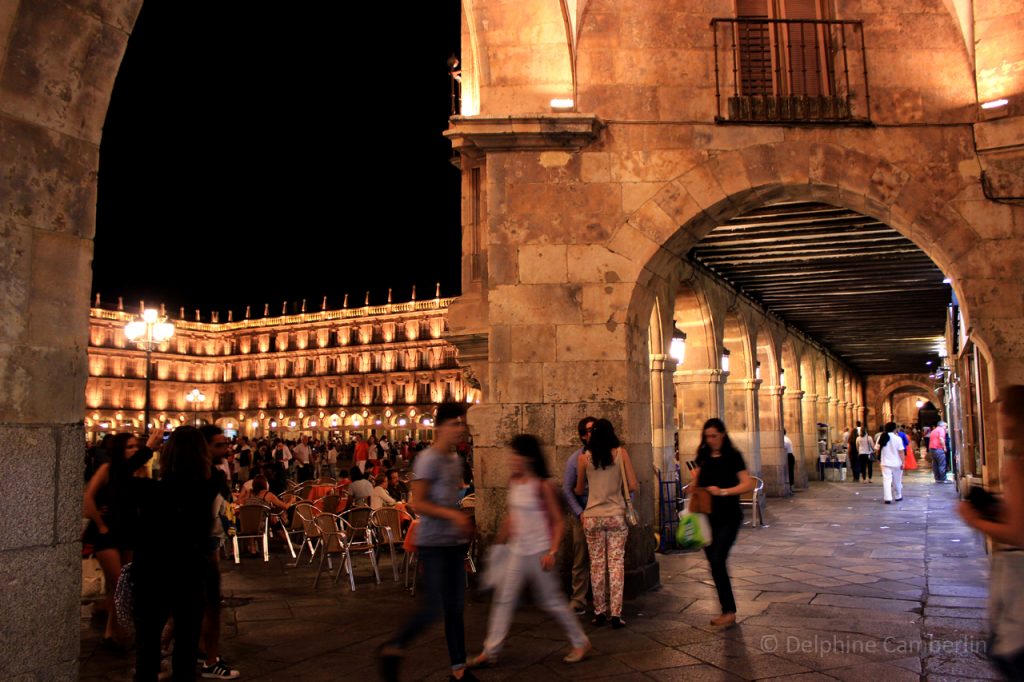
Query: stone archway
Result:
<box><xmin>614</xmin><ymin>145</ymin><xmax>989</xmax><ymax>501</ymax></box>
<box><xmin>0</xmin><ymin>3</ymin><xmax>143</xmax><ymax>678</ymax></box>
<box><xmin>870</xmin><ymin>376</ymin><xmax>941</xmax><ymax>429</ymax></box>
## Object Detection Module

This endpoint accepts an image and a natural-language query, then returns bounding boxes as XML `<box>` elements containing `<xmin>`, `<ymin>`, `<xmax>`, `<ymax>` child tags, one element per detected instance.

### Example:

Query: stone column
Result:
<box><xmin>817</xmin><ymin>394</ymin><xmax>832</xmax><ymax>470</ymax></box>
<box><xmin>724</xmin><ymin>378</ymin><xmax>761</xmax><ymax>474</ymax></box>
<box><xmin>802</xmin><ymin>392</ymin><xmax>820</xmax><ymax>477</ymax></box>
<box><xmin>673</xmin><ymin>369</ymin><xmax>726</xmax><ymax>468</ymax></box>
<box><xmin>784</xmin><ymin>389</ymin><xmax>807</xmax><ymax>489</ymax></box>
<box><xmin>827</xmin><ymin>396</ymin><xmax>840</xmax><ymax>439</ymax></box>
<box><xmin>758</xmin><ymin>385</ymin><xmax>788</xmax><ymax>496</ymax></box>
<box><xmin>649</xmin><ymin>353</ymin><xmax>675</xmax><ymax>480</ymax></box>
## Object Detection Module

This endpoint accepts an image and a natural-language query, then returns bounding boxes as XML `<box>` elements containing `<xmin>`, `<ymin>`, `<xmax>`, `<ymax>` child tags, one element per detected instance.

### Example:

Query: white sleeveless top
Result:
<box><xmin>508</xmin><ymin>479</ymin><xmax>550</xmax><ymax>556</ymax></box>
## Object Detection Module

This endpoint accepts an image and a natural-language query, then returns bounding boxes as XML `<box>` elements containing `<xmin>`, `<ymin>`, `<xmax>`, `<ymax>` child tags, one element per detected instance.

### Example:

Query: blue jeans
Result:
<box><xmin>392</xmin><ymin>545</ymin><xmax>467</xmax><ymax>670</ymax></box>
<box><xmin>930</xmin><ymin>448</ymin><xmax>947</xmax><ymax>481</ymax></box>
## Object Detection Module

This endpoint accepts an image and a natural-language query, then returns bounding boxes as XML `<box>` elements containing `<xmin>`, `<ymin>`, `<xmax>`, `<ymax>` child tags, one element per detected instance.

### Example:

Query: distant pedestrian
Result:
<box><xmin>855</xmin><ymin>428</ymin><xmax>875</xmax><ymax>484</ymax></box>
<box><xmin>879</xmin><ymin>422</ymin><xmax>905</xmax><ymax>504</ymax></box>
<box><xmin>575</xmin><ymin>419</ymin><xmax>638</xmax><ymax>629</ymax></box>
<box><xmin>899</xmin><ymin>426</ymin><xmax>918</xmax><ymax>471</ymax></box>
<box><xmin>470</xmin><ymin>435</ymin><xmax>590</xmax><ymax>668</ymax></box>
<box><xmin>562</xmin><ymin>416</ymin><xmax>596</xmax><ymax>616</ymax></box>
<box><xmin>930</xmin><ymin>420</ymin><xmax>950</xmax><ymax>483</ymax></box>
<box><xmin>783</xmin><ymin>429</ymin><xmax>795</xmax><ymax>490</ymax></box>
<box><xmin>686</xmin><ymin>418</ymin><xmax>755</xmax><ymax>628</ymax></box>
<box><xmin>379</xmin><ymin>403</ymin><xmax>476</xmax><ymax>682</ymax></box>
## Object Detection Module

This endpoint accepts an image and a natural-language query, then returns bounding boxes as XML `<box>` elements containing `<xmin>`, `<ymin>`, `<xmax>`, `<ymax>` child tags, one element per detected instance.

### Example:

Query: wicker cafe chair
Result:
<box><xmin>740</xmin><ymin>476</ymin><xmax>767</xmax><ymax>527</ymax></box>
<box><xmin>285</xmin><ymin>501</ymin><xmax>314</xmax><ymax>563</ymax></box>
<box><xmin>312</xmin><ymin>513</ymin><xmax>381</xmax><ymax>591</ymax></box>
<box><xmin>233</xmin><ymin>502</ymin><xmax>271</xmax><ymax>564</ymax></box>
<box><xmin>369</xmin><ymin>507</ymin><xmax>405</xmax><ymax>582</ymax></box>
<box><xmin>339</xmin><ymin>515</ymin><xmax>381</xmax><ymax>590</ymax></box>
<box><xmin>317</xmin><ymin>493</ymin><xmax>342</xmax><ymax>515</ymax></box>
<box><xmin>312</xmin><ymin>513</ymin><xmax>346</xmax><ymax>589</ymax></box>
<box><xmin>342</xmin><ymin>505</ymin><xmax>373</xmax><ymax>543</ymax></box>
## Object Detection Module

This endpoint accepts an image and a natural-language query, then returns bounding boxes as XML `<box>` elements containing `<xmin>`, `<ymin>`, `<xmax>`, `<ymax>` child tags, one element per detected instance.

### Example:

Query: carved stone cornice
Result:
<box><xmin>445</xmin><ymin>114</ymin><xmax>605</xmax><ymax>156</ymax></box>
<box><xmin>447</xmin><ymin>332</ymin><xmax>488</xmax><ymax>366</ymax></box>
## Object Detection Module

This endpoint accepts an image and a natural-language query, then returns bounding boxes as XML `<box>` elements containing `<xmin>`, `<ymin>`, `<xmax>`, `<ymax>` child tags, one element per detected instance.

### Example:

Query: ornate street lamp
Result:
<box><xmin>186</xmin><ymin>388</ymin><xmax>206</xmax><ymax>427</ymax></box>
<box><xmin>124</xmin><ymin>308</ymin><xmax>174</xmax><ymax>435</ymax></box>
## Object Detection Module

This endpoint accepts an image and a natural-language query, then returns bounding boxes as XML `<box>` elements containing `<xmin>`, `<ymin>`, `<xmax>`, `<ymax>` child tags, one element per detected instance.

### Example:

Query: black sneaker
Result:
<box><xmin>378</xmin><ymin>645</ymin><xmax>402</xmax><ymax>682</ymax></box>
<box><xmin>200</xmin><ymin>658</ymin><xmax>240</xmax><ymax>679</ymax></box>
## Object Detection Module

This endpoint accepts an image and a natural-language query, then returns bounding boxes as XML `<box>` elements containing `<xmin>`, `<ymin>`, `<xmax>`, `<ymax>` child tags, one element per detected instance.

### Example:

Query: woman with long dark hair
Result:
<box><xmin>688</xmin><ymin>418</ymin><xmax>755</xmax><ymax>628</ymax></box>
<box><xmin>82</xmin><ymin>429</ymin><xmax>161</xmax><ymax>649</ymax></box>
<box><xmin>132</xmin><ymin>426</ymin><xmax>217</xmax><ymax>681</ymax></box>
<box><xmin>574</xmin><ymin>419</ymin><xmax>638</xmax><ymax>628</ymax></box>
<box><xmin>471</xmin><ymin>435</ymin><xmax>590</xmax><ymax>667</ymax></box>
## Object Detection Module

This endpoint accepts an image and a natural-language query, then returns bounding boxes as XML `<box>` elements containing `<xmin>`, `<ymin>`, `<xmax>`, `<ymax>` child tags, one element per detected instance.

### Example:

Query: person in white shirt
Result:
<box><xmin>347</xmin><ymin>466</ymin><xmax>373</xmax><ymax>504</ymax></box>
<box><xmin>878</xmin><ymin>422</ymin><xmax>905</xmax><ymax>504</ymax></box>
<box><xmin>856</xmin><ymin>429</ymin><xmax>875</xmax><ymax>484</ymax></box>
<box><xmin>370</xmin><ymin>475</ymin><xmax>398</xmax><ymax>510</ymax></box>
<box><xmin>325</xmin><ymin>443</ymin><xmax>339</xmax><ymax>479</ymax></box>
<box><xmin>292</xmin><ymin>436</ymin><xmax>312</xmax><ymax>481</ymax></box>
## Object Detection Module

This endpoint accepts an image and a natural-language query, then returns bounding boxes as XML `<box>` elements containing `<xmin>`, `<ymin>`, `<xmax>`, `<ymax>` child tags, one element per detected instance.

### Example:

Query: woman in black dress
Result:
<box><xmin>690</xmin><ymin>418</ymin><xmax>755</xmax><ymax>628</ymax></box>
<box><xmin>133</xmin><ymin>426</ymin><xmax>218</xmax><ymax>681</ymax></box>
<box><xmin>82</xmin><ymin>430</ymin><xmax>162</xmax><ymax>648</ymax></box>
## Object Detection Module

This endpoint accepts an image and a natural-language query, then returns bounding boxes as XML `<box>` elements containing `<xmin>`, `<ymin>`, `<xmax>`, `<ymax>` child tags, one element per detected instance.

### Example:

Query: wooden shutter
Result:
<box><xmin>736</xmin><ymin>0</ymin><xmax>773</xmax><ymax>96</ymax></box>
<box><xmin>782</xmin><ymin>0</ymin><xmax>827</xmax><ymax>96</ymax></box>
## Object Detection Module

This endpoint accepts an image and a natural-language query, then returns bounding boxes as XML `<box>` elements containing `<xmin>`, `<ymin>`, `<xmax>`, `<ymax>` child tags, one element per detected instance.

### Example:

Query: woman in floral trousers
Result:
<box><xmin>575</xmin><ymin>419</ymin><xmax>638</xmax><ymax>628</ymax></box>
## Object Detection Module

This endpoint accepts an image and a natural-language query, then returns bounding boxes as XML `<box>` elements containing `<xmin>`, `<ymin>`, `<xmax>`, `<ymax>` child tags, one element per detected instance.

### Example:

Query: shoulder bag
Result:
<box><xmin>687</xmin><ymin>466</ymin><xmax>713</xmax><ymax>515</ymax></box>
<box><xmin>616</xmin><ymin>449</ymin><xmax>639</xmax><ymax>527</ymax></box>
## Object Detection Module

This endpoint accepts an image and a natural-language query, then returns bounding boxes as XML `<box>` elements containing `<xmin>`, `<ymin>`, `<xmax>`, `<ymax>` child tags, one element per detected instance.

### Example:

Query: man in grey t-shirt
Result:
<box><xmin>380</xmin><ymin>403</ymin><xmax>475</xmax><ymax>682</ymax></box>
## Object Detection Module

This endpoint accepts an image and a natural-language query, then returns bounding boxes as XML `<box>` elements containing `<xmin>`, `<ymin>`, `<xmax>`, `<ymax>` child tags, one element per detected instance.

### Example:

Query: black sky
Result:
<box><xmin>93</xmin><ymin>2</ymin><xmax>463</xmax><ymax>318</ymax></box>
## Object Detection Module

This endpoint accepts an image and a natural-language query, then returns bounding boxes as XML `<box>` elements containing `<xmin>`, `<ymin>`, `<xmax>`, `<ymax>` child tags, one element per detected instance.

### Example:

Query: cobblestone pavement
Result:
<box><xmin>81</xmin><ymin>470</ymin><xmax>999</xmax><ymax>681</ymax></box>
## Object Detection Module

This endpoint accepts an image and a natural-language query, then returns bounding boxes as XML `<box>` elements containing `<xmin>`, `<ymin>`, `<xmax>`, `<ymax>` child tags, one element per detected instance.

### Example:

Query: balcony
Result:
<box><xmin>711</xmin><ymin>18</ymin><xmax>871</xmax><ymax>124</ymax></box>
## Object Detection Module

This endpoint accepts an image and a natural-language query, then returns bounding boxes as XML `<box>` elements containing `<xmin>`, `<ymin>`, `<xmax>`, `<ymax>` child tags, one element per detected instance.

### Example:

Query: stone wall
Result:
<box><xmin>449</xmin><ymin>0</ymin><xmax>1024</xmax><ymax>589</ymax></box>
<box><xmin>0</xmin><ymin>1</ymin><xmax>141</xmax><ymax>677</ymax></box>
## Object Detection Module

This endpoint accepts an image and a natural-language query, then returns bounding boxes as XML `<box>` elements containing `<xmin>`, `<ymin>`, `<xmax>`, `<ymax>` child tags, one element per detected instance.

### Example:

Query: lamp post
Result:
<box><xmin>186</xmin><ymin>388</ymin><xmax>206</xmax><ymax>427</ymax></box>
<box><xmin>124</xmin><ymin>308</ymin><xmax>174</xmax><ymax>435</ymax></box>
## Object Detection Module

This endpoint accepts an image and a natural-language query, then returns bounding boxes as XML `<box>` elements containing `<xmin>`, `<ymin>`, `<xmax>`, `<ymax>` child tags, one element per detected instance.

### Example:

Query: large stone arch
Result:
<box><xmin>0</xmin><ymin>2</ymin><xmax>143</xmax><ymax>678</ymax></box>
<box><xmin>870</xmin><ymin>376</ymin><xmax>942</xmax><ymax>429</ymax></box>
<box><xmin>462</xmin><ymin>0</ymin><xmax>574</xmax><ymax>115</ymax></box>
<box><xmin>611</xmin><ymin>143</ymin><xmax>1015</xmax><ymax>489</ymax></box>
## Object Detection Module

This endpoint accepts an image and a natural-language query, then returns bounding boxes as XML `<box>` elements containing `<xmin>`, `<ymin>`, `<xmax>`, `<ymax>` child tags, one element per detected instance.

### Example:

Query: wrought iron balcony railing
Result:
<box><xmin>711</xmin><ymin>18</ymin><xmax>871</xmax><ymax>124</ymax></box>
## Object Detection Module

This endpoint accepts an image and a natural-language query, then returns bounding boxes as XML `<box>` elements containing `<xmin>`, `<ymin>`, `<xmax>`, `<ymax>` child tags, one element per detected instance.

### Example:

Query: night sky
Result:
<box><xmin>93</xmin><ymin>2</ymin><xmax>463</xmax><ymax>319</ymax></box>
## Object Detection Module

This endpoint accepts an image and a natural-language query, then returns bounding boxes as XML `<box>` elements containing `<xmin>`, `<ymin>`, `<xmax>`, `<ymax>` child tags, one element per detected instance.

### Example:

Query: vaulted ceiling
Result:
<box><xmin>688</xmin><ymin>202</ymin><xmax>951</xmax><ymax>375</ymax></box>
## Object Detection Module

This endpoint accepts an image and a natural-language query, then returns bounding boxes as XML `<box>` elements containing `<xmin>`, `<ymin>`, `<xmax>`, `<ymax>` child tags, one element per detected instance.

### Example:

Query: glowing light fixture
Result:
<box><xmin>755</xmin><ymin>361</ymin><xmax>762</xmax><ymax>381</ymax></box>
<box><xmin>550</xmin><ymin>98</ymin><xmax>574</xmax><ymax>111</ymax></box>
<box><xmin>721</xmin><ymin>349</ymin><xmax>730</xmax><ymax>373</ymax></box>
<box><xmin>981</xmin><ymin>98</ymin><xmax>1009</xmax><ymax>109</ymax></box>
<box><xmin>916</xmin><ymin>400</ymin><xmax>925</xmax><ymax>409</ymax></box>
<box><xmin>669</xmin><ymin>327</ymin><xmax>686</xmax><ymax>364</ymax></box>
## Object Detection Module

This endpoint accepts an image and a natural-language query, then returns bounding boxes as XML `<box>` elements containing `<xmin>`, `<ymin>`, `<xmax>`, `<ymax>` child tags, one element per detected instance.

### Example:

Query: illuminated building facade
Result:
<box><xmin>85</xmin><ymin>296</ymin><xmax>478</xmax><ymax>441</ymax></box>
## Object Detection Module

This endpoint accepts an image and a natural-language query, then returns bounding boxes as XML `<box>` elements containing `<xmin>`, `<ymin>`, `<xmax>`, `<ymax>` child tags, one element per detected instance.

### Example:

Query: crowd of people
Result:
<box><xmin>830</xmin><ymin>420</ymin><xmax>951</xmax><ymax>504</ymax></box>
<box><xmin>82</xmin><ymin>425</ymin><xmax>461</xmax><ymax>680</ymax></box>
<box><xmin>85</xmin><ymin>398</ymin><xmax>1022</xmax><ymax>681</ymax></box>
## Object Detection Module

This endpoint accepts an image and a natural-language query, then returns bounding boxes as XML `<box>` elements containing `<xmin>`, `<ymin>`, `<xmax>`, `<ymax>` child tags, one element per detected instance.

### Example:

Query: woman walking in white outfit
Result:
<box><xmin>878</xmin><ymin>422</ymin><xmax>905</xmax><ymax>504</ymax></box>
<box><xmin>471</xmin><ymin>435</ymin><xmax>590</xmax><ymax>667</ymax></box>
